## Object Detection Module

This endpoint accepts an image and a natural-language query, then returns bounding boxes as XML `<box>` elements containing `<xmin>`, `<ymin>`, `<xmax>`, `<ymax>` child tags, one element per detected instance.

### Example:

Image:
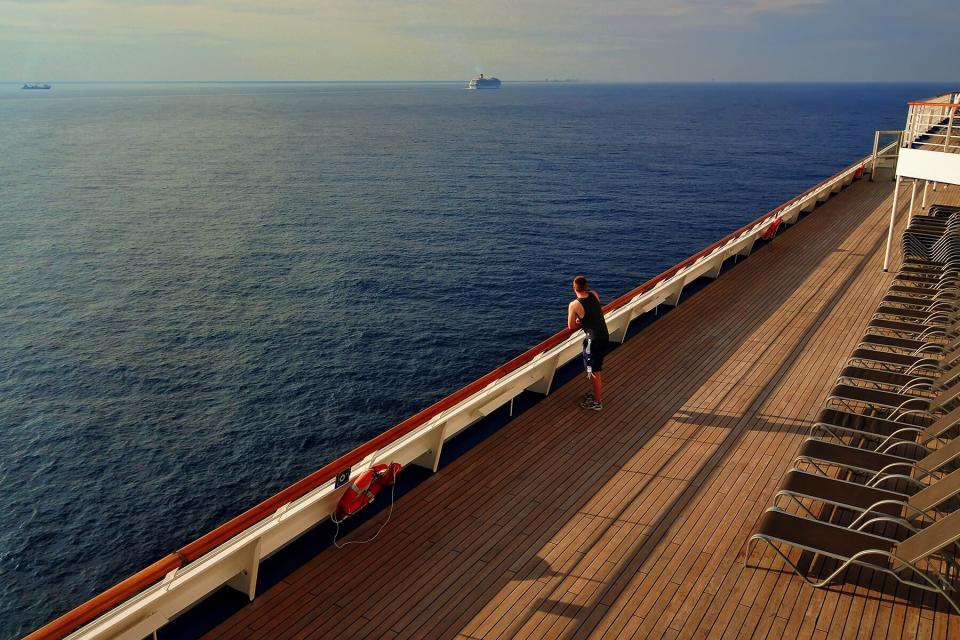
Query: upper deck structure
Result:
<box><xmin>27</xmin><ymin>95</ymin><xmax>960</xmax><ymax>640</ymax></box>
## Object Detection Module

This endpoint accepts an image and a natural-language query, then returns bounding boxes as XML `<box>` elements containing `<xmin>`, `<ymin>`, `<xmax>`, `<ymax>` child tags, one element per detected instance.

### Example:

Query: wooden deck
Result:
<box><xmin>205</xmin><ymin>179</ymin><xmax>960</xmax><ymax>640</ymax></box>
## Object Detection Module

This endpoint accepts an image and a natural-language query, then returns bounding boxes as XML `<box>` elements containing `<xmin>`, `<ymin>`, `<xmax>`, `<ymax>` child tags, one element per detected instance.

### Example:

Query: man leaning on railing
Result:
<box><xmin>568</xmin><ymin>275</ymin><xmax>610</xmax><ymax>411</ymax></box>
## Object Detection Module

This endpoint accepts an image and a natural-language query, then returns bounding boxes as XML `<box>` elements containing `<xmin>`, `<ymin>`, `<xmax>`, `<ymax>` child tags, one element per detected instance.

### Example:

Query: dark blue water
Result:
<box><xmin>0</xmin><ymin>82</ymin><xmax>950</xmax><ymax>638</ymax></box>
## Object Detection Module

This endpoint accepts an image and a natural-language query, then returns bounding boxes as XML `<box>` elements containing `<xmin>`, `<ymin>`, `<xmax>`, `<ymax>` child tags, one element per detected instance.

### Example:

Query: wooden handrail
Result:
<box><xmin>907</xmin><ymin>101</ymin><xmax>959</xmax><ymax>108</ymax></box>
<box><xmin>24</xmin><ymin>154</ymin><xmax>869</xmax><ymax>640</ymax></box>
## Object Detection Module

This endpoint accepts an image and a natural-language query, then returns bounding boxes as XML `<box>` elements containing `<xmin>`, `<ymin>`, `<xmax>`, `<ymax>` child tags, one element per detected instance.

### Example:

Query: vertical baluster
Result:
<box><xmin>943</xmin><ymin>107</ymin><xmax>956</xmax><ymax>151</ymax></box>
<box><xmin>907</xmin><ymin>106</ymin><xmax>915</xmax><ymax>145</ymax></box>
<box><xmin>883</xmin><ymin>176</ymin><xmax>902</xmax><ymax>272</ymax></box>
<box><xmin>908</xmin><ymin>180</ymin><xmax>916</xmax><ymax>225</ymax></box>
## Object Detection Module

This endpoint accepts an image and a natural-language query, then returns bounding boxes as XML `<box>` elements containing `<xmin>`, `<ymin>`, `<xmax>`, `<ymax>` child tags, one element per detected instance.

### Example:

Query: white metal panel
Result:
<box><xmin>897</xmin><ymin>148</ymin><xmax>960</xmax><ymax>186</ymax></box>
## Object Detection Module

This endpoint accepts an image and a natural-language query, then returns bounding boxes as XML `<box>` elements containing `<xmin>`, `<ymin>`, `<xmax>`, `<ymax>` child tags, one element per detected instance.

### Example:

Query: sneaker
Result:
<box><xmin>581</xmin><ymin>392</ymin><xmax>594</xmax><ymax>402</ymax></box>
<box><xmin>580</xmin><ymin>399</ymin><xmax>603</xmax><ymax>411</ymax></box>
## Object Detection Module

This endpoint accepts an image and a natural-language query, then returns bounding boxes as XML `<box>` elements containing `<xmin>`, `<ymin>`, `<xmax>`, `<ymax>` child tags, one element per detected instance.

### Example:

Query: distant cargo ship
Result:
<box><xmin>22</xmin><ymin>83</ymin><xmax>51</xmax><ymax>90</ymax></box>
<box><xmin>468</xmin><ymin>74</ymin><xmax>500</xmax><ymax>89</ymax></box>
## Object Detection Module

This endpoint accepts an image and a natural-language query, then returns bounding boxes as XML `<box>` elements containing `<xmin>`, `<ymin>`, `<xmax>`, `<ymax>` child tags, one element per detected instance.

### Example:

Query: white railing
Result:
<box><xmin>870</xmin><ymin>130</ymin><xmax>903</xmax><ymax>179</ymax></box>
<box><xmin>904</xmin><ymin>93</ymin><xmax>960</xmax><ymax>153</ymax></box>
<box><xmin>27</xmin><ymin>154</ymin><xmax>875</xmax><ymax>640</ymax></box>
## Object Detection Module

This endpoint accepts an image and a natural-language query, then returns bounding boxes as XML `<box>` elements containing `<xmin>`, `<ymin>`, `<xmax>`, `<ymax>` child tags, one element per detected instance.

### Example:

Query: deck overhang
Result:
<box><xmin>898</xmin><ymin>148</ymin><xmax>960</xmax><ymax>186</ymax></box>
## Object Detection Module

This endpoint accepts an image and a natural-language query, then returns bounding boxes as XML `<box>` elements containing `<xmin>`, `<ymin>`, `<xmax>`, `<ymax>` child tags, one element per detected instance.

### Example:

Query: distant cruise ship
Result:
<box><xmin>468</xmin><ymin>73</ymin><xmax>500</xmax><ymax>89</ymax></box>
<box><xmin>22</xmin><ymin>83</ymin><xmax>51</xmax><ymax>90</ymax></box>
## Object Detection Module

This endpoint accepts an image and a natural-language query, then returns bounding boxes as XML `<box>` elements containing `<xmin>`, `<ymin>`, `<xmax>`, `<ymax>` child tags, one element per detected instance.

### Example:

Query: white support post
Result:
<box><xmin>909</xmin><ymin>180</ymin><xmax>917</xmax><ymax>225</ymax></box>
<box><xmin>705</xmin><ymin>254</ymin><xmax>724</xmax><ymax>279</ymax></box>
<box><xmin>225</xmin><ymin>538</ymin><xmax>262</xmax><ymax>601</ymax></box>
<box><xmin>427</xmin><ymin>422</ymin><xmax>448</xmax><ymax>472</ymax></box>
<box><xmin>883</xmin><ymin>177</ymin><xmax>901</xmax><ymax>272</ymax></box>
<box><xmin>922</xmin><ymin>180</ymin><xmax>928</xmax><ymax>210</ymax></box>
<box><xmin>664</xmin><ymin>284</ymin><xmax>684</xmax><ymax>307</ymax></box>
<box><xmin>736</xmin><ymin>239</ymin><xmax>756</xmax><ymax>257</ymax></box>
<box><xmin>607</xmin><ymin>308</ymin><xmax>637</xmax><ymax>344</ymax></box>
<box><xmin>526</xmin><ymin>355</ymin><xmax>561</xmax><ymax>395</ymax></box>
<box><xmin>409</xmin><ymin>420</ymin><xmax>449</xmax><ymax>472</ymax></box>
<box><xmin>947</xmin><ymin>108</ymin><xmax>954</xmax><ymax>151</ymax></box>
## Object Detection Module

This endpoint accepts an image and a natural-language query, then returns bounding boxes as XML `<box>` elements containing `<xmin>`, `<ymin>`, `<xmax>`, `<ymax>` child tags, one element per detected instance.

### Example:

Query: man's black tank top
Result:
<box><xmin>578</xmin><ymin>293</ymin><xmax>609</xmax><ymax>341</ymax></box>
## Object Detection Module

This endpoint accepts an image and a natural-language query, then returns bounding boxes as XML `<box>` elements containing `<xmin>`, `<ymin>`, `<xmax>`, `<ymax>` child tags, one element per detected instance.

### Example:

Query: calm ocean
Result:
<box><xmin>0</xmin><ymin>81</ymin><xmax>949</xmax><ymax>637</ymax></box>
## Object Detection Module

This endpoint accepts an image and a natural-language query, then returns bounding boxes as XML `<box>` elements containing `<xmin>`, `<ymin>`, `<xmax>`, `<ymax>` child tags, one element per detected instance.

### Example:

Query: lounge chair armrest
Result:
<box><xmin>869</xmin><ymin>472</ymin><xmax>928</xmax><ymax>490</ymax></box>
<box><xmin>889</xmin><ymin>402</ymin><xmax>935</xmax><ymax>421</ymax></box>
<box><xmin>911</xmin><ymin>344</ymin><xmax>946</xmax><ymax>355</ymax></box>
<box><xmin>853</xmin><ymin>515</ymin><xmax>919</xmax><ymax>536</ymax></box>
<box><xmin>851</xmin><ymin>500</ymin><xmax>936</xmax><ymax>530</ymax></box>
<box><xmin>810</xmin><ymin>423</ymin><xmax>848</xmax><ymax>441</ymax></box>
<box><xmin>891</xmin><ymin>409</ymin><xmax>935</xmax><ymax>423</ymax></box>
<box><xmin>903</xmin><ymin>359</ymin><xmax>944</xmax><ymax>374</ymax></box>
<box><xmin>879</xmin><ymin>439</ymin><xmax>930</xmax><ymax>456</ymax></box>
<box><xmin>897</xmin><ymin>380</ymin><xmax>934</xmax><ymax>394</ymax></box>
<box><xmin>880</xmin><ymin>427</ymin><xmax>925</xmax><ymax>448</ymax></box>
<box><xmin>917</xmin><ymin>328</ymin><xmax>948</xmax><ymax>340</ymax></box>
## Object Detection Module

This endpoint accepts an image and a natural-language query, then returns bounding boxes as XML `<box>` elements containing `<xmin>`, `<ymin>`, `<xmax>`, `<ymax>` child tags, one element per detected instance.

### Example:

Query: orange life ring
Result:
<box><xmin>335</xmin><ymin>462</ymin><xmax>401</xmax><ymax>520</ymax></box>
<box><xmin>761</xmin><ymin>218</ymin><xmax>782</xmax><ymax>241</ymax></box>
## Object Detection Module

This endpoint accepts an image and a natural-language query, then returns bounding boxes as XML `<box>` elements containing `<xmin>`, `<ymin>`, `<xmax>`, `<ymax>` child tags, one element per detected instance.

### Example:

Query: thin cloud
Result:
<box><xmin>0</xmin><ymin>0</ymin><xmax>954</xmax><ymax>81</ymax></box>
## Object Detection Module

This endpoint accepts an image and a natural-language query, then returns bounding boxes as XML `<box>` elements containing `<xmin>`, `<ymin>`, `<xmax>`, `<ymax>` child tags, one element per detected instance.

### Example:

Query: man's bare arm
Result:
<box><xmin>567</xmin><ymin>300</ymin><xmax>582</xmax><ymax>331</ymax></box>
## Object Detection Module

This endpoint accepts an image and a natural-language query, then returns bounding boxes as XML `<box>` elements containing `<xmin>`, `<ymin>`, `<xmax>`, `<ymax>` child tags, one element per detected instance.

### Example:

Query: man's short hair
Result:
<box><xmin>573</xmin><ymin>275</ymin><xmax>589</xmax><ymax>292</ymax></box>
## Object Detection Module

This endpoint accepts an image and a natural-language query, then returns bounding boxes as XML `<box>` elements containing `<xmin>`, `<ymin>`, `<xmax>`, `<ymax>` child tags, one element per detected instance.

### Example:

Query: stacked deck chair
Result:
<box><xmin>747</xmin><ymin>205</ymin><xmax>960</xmax><ymax>615</ymax></box>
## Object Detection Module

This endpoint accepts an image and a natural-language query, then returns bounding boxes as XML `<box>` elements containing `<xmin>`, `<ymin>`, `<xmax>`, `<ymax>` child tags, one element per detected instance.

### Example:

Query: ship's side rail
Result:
<box><xmin>905</xmin><ymin>93</ymin><xmax>960</xmax><ymax>152</ymax></box>
<box><xmin>28</xmin><ymin>154</ymin><xmax>876</xmax><ymax>640</ymax></box>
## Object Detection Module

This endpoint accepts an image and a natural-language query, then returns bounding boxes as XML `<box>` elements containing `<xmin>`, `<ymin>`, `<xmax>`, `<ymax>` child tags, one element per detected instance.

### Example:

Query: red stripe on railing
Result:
<box><xmin>25</xmin><ymin>155</ymin><xmax>868</xmax><ymax>640</ymax></box>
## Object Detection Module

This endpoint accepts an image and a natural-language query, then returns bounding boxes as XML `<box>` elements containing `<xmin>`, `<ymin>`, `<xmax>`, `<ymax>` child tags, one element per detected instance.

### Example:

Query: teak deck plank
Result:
<box><xmin>203</xmin><ymin>180</ymin><xmax>960</xmax><ymax>639</ymax></box>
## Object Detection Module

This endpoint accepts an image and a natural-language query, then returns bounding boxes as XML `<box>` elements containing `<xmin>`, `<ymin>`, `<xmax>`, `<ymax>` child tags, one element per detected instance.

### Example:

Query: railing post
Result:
<box><xmin>909</xmin><ymin>180</ymin><xmax>917</xmax><ymax>225</ymax></box>
<box><xmin>904</xmin><ymin>107</ymin><xmax>911</xmax><ymax>145</ymax></box>
<box><xmin>906</xmin><ymin>106</ymin><xmax>915</xmax><ymax>146</ymax></box>
<box><xmin>922</xmin><ymin>180</ymin><xmax>928</xmax><ymax>210</ymax></box>
<box><xmin>526</xmin><ymin>354</ymin><xmax>561</xmax><ymax>395</ymax></box>
<box><xmin>664</xmin><ymin>281</ymin><xmax>684</xmax><ymax>307</ymax></box>
<box><xmin>427</xmin><ymin>422</ymin><xmax>448</xmax><ymax>472</ymax></box>
<box><xmin>947</xmin><ymin>106</ymin><xmax>955</xmax><ymax>152</ymax></box>
<box><xmin>883</xmin><ymin>176</ymin><xmax>901</xmax><ymax>272</ymax></box>
<box><xmin>225</xmin><ymin>538</ymin><xmax>262</xmax><ymax>601</ymax></box>
<box><xmin>871</xmin><ymin>130</ymin><xmax>880</xmax><ymax>181</ymax></box>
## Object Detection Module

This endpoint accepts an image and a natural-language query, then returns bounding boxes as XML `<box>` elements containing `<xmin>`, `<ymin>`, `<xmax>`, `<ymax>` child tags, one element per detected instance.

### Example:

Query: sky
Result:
<box><xmin>0</xmin><ymin>0</ymin><xmax>957</xmax><ymax>82</ymax></box>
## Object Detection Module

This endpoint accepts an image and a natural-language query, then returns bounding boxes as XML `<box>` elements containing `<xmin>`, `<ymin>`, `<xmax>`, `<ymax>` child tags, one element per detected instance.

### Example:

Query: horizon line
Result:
<box><xmin>4</xmin><ymin>79</ymin><xmax>957</xmax><ymax>85</ymax></box>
